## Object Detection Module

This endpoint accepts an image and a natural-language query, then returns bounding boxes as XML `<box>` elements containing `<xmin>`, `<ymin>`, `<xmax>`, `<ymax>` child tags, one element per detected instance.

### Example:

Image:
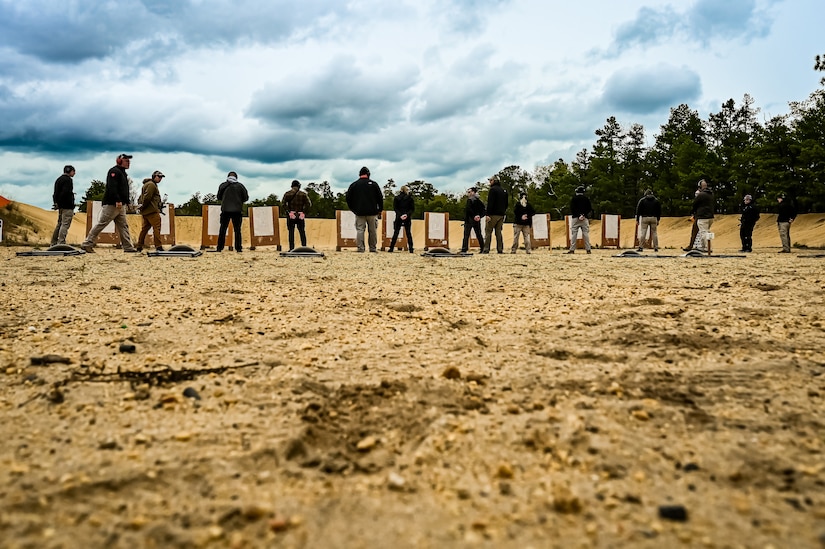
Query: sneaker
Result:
<box><xmin>566</xmin><ymin>250</ymin><xmax>575</xmax><ymax>254</ymax></box>
<box><xmin>369</xmin><ymin>249</ymin><xmax>378</xmax><ymax>253</ymax></box>
<box><xmin>80</xmin><ymin>244</ymin><xmax>95</xmax><ymax>253</ymax></box>
<box><xmin>236</xmin><ymin>249</ymin><xmax>243</xmax><ymax>253</ymax></box>
<box><xmin>586</xmin><ymin>250</ymin><xmax>591</xmax><ymax>254</ymax></box>
<box><xmin>654</xmin><ymin>248</ymin><xmax>659</xmax><ymax>252</ymax></box>
<box><xmin>135</xmin><ymin>247</ymin><xmax>143</xmax><ymax>252</ymax></box>
<box><xmin>637</xmin><ymin>248</ymin><xmax>643</xmax><ymax>252</ymax></box>
<box><xmin>156</xmin><ymin>247</ymin><xmax>164</xmax><ymax>252</ymax></box>
<box><xmin>778</xmin><ymin>250</ymin><xmax>790</xmax><ymax>253</ymax></box>
<box><xmin>123</xmin><ymin>248</ymin><xmax>139</xmax><ymax>253</ymax></box>
<box><xmin>682</xmin><ymin>247</ymin><xmax>693</xmax><ymax>252</ymax></box>
<box><xmin>387</xmin><ymin>248</ymin><xmax>394</xmax><ymax>253</ymax></box>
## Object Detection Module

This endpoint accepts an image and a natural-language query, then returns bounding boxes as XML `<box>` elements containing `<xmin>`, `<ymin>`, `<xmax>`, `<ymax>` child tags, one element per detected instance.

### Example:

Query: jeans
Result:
<box><xmin>637</xmin><ymin>217</ymin><xmax>658</xmax><ymax>250</ymax></box>
<box><xmin>83</xmin><ymin>204</ymin><xmax>135</xmax><ymax>250</ymax></box>
<box><xmin>51</xmin><ymin>209</ymin><xmax>74</xmax><ymax>245</ymax></box>
<box><xmin>389</xmin><ymin>217</ymin><xmax>413</xmax><ymax>251</ymax></box>
<box><xmin>287</xmin><ymin>217</ymin><xmax>307</xmax><ymax>250</ymax></box>
<box><xmin>355</xmin><ymin>215</ymin><xmax>378</xmax><ymax>252</ymax></box>
<box><xmin>568</xmin><ymin>217</ymin><xmax>591</xmax><ymax>251</ymax></box>
<box><xmin>778</xmin><ymin>222</ymin><xmax>791</xmax><ymax>252</ymax></box>
<box><xmin>138</xmin><ymin>212</ymin><xmax>163</xmax><ymax>249</ymax></box>
<box><xmin>511</xmin><ymin>224</ymin><xmax>531</xmax><ymax>253</ymax></box>
<box><xmin>483</xmin><ymin>215</ymin><xmax>505</xmax><ymax>253</ymax></box>
<box><xmin>461</xmin><ymin>221</ymin><xmax>483</xmax><ymax>252</ymax></box>
<box><xmin>217</xmin><ymin>211</ymin><xmax>243</xmax><ymax>251</ymax></box>
<box><xmin>695</xmin><ymin>218</ymin><xmax>713</xmax><ymax>251</ymax></box>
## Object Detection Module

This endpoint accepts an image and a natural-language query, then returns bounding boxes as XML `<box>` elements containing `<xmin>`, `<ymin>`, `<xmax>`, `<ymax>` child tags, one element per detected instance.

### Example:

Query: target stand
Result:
<box><xmin>280</xmin><ymin>246</ymin><xmax>325</xmax><ymax>258</ymax></box>
<box><xmin>16</xmin><ymin>244</ymin><xmax>86</xmax><ymax>257</ymax></box>
<box><xmin>147</xmin><ymin>244</ymin><xmax>202</xmax><ymax>257</ymax></box>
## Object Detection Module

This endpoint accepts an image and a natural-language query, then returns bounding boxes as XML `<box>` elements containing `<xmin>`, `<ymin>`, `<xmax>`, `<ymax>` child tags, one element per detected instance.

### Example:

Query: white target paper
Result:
<box><xmin>251</xmin><ymin>206</ymin><xmax>274</xmax><ymax>235</ymax></box>
<box><xmin>207</xmin><ymin>205</ymin><xmax>222</xmax><ymax>235</ymax></box>
<box><xmin>339</xmin><ymin>210</ymin><xmax>357</xmax><ymax>239</ymax></box>
<box><xmin>532</xmin><ymin>214</ymin><xmax>548</xmax><ymax>239</ymax></box>
<box><xmin>429</xmin><ymin>213</ymin><xmax>446</xmax><ymax>239</ymax></box>
<box><xmin>92</xmin><ymin>201</ymin><xmax>116</xmax><ymax>233</ymax></box>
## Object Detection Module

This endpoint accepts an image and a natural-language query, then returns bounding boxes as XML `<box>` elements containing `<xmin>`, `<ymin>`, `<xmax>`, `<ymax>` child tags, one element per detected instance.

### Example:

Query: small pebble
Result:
<box><xmin>119</xmin><ymin>343</ymin><xmax>136</xmax><ymax>353</ymax></box>
<box><xmin>442</xmin><ymin>366</ymin><xmax>461</xmax><ymax>380</ymax></box>
<box><xmin>659</xmin><ymin>504</ymin><xmax>689</xmax><ymax>522</ymax></box>
<box><xmin>387</xmin><ymin>472</ymin><xmax>406</xmax><ymax>491</ymax></box>
<box><xmin>182</xmin><ymin>387</ymin><xmax>201</xmax><ymax>400</ymax></box>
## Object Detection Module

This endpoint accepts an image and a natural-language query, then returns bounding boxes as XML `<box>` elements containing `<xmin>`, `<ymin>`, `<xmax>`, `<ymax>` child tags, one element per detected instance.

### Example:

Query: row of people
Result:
<box><xmin>52</xmin><ymin>159</ymin><xmax>798</xmax><ymax>254</ymax></box>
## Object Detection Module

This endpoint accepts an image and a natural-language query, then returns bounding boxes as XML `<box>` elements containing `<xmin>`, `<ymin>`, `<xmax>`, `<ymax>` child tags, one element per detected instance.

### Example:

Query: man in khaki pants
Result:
<box><xmin>136</xmin><ymin>170</ymin><xmax>165</xmax><ymax>252</ymax></box>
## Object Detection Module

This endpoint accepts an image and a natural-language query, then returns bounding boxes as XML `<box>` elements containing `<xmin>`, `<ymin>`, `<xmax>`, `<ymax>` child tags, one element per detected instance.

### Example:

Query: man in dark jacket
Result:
<box><xmin>345</xmin><ymin>167</ymin><xmax>383</xmax><ymax>253</ymax></box>
<box><xmin>482</xmin><ymin>175</ymin><xmax>507</xmax><ymax>253</ymax></box>
<box><xmin>81</xmin><ymin>154</ymin><xmax>138</xmax><ymax>253</ymax></box>
<box><xmin>511</xmin><ymin>192</ymin><xmax>535</xmax><ymax>254</ymax></box>
<box><xmin>567</xmin><ymin>186</ymin><xmax>592</xmax><ymax>254</ymax></box>
<box><xmin>388</xmin><ymin>185</ymin><xmax>414</xmax><ymax>253</ymax></box>
<box><xmin>216</xmin><ymin>171</ymin><xmax>249</xmax><ymax>252</ymax></box>
<box><xmin>460</xmin><ymin>187</ymin><xmax>486</xmax><ymax>253</ymax></box>
<box><xmin>50</xmin><ymin>165</ymin><xmax>76</xmax><ymax>246</ymax></box>
<box><xmin>776</xmin><ymin>193</ymin><xmax>796</xmax><ymax>253</ymax></box>
<box><xmin>282</xmin><ymin>180</ymin><xmax>312</xmax><ymax>250</ymax></box>
<box><xmin>739</xmin><ymin>194</ymin><xmax>760</xmax><ymax>252</ymax></box>
<box><xmin>136</xmin><ymin>170</ymin><xmax>165</xmax><ymax>252</ymax></box>
<box><xmin>635</xmin><ymin>189</ymin><xmax>661</xmax><ymax>252</ymax></box>
<box><xmin>691</xmin><ymin>179</ymin><xmax>714</xmax><ymax>252</ymax></box>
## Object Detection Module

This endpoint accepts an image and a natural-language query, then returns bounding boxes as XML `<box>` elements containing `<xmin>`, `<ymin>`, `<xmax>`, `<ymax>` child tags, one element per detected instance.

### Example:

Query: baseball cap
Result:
<box><xmin>152</xmin><ymin>170</ymin><xmax>165</xmax><ymax>178</ymax></box>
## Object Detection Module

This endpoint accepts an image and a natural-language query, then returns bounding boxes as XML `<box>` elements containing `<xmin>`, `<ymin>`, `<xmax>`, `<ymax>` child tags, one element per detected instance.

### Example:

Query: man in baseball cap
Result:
<box><xmin>136</xmin><ymin>169</ymin><xmax>166</xmax><ymax>252</ymax></box>
<box><xmin>81</xmin><ymin>154</ymin><xmax>138</xmax><ymax>252</ymax></box>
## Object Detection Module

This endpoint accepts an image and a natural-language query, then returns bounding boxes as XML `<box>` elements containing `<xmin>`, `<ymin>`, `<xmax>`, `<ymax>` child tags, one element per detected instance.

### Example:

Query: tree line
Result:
<box><xmin>80</xmin><ymin>84</ymin><xmax>825</xmax><ymax>220</ymax></box>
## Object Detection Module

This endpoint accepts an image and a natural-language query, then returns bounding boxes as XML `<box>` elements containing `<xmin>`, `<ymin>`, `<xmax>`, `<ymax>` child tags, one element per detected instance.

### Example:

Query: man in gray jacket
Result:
<box><xmin>215</xmin><ymin>171</ymin><xmax>249</xmax><ymax>252</ymax></box>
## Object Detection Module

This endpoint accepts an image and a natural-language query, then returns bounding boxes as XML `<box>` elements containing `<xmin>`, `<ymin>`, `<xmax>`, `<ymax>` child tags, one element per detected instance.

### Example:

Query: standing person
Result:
<box><xmin>388</xmin><ymin>185</ymin><xmax>414</xmax><ymax>253</ymax></box>
<box><xmin>482</xmin><ymin>175</ymin><xmax>507</xmax><ymax>254</ymax></box>
<box><xmin>282</xmin><ymin>179</ymin><xmax>311</xmax><ymax>251</ymax></box>
<box><xmin>50</xmin><ymin>165</ymin><xmax>76</xmax><ymax>246</ymax></box>
<box><xmin>459</xmin><ymin>187</ymin><xmax>486</xmax><ymax>253</ymax></box>
<box><xmin>776</xmin><ymin>193</ymin><xmax>796</xmax><ymax>253</ymax></box>
<box><xmin>691</xmin><ymin>179</ymin><xmax>714</xmax><ymax>252</ymax></box>
<box><xmin>567</xmin><ymin>186</ymin><xmax>592</xmax><ymax>254</ymax></box>
<box><xmin>739</xmin><ymin>194</ymin><xmax>760</xmax><ymax>252</ymax></box>
<box><xmin>81</xmin><ymin>154</ymin><xmax>138</xmax><ymax>253</ymax></box>
<box><xmin>635</xmin><ymin>189</ymin><xmax>661</xmax><ymax>252</ymax></box>
<box><xmin>511</xmin><ymin>192</ymin><xmax>535</xmax><ymax>254</ymax></box>
<box><xmin>136</xmin><ymin>170</ymin><xmax>165</xmax><ymax>252</ymax></box>
<box><xmin>345</xmin><ymin>167</ymin><xmax>383</xmax><ymax>253</ymax></box>
<box><xmin>215</xmin><ymin>171</ymin><xmax>249</xmax><ymax>253</ymax></box>
<box><xmin>682</xmin><ymin>189</ymin><xmax>701</xmax><ymax>251</ymax></box>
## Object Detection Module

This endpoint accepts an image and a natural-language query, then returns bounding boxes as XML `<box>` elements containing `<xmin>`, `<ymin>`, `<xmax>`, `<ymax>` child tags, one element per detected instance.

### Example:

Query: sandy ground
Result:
<box><xmin>1</xmin><ymin>204</ymin><xmax>825</xmax><ymax>548</ymax></box>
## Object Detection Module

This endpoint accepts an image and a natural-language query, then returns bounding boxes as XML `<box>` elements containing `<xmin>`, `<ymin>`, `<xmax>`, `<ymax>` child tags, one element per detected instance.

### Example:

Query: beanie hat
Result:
<box><xmin>359</xmin><ymin>166</ymin><xmax>370</xmax><ymax>176</ymax></box>
<box><xmin>291</xmin><ymin>180</ymin><xmax>300</xmax><ymax>188</ymax></box>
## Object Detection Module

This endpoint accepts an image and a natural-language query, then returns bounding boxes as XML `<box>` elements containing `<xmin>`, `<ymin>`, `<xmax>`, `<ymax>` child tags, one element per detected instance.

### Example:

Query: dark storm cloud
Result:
<box><xmin>0</xmin><ymin>0</ymin><xmax>347</xmax><ymax>65</ymax></box>
<box><xmin>603</xmin><ymin>0</ymin><xmax>774</xmax><ymax>57</ymax></box>
<box><xmin>246</xmin><ymin>57</ymin><xmax>420</xmax><ymax>133</ymax></box>
<box><xmin>602</xmin><ymin>65</ymin><xmax>701</xmax><ymax>114</ymax></box>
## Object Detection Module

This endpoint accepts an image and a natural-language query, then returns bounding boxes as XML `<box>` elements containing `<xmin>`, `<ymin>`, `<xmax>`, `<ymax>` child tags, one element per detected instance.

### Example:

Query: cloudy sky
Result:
<box><xmin>0</xmin><ymin>0</ymin><xmax>820</xmax><ymax>209</ymax></box>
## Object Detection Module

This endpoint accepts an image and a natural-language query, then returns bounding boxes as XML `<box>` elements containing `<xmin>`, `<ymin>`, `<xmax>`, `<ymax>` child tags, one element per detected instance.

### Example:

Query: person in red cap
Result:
<box><xmin>81</xmin><ymin>154</ymin><xmax>138</xmax><ymax>253</ymax></box>
<box><xmin>136</xmin><ymin>170</ymin><xmax>166</xmax><ymax>252</ymax></box>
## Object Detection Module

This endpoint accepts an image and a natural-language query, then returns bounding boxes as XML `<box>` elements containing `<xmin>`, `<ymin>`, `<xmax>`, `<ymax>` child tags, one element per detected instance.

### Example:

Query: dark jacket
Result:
<box><xmin>282</xmin><ymin>188</ymin><xmax>311</xmax><ymax>214</ymax></box>
<box><xmin>139</xmin><ymin>178</ymin><xmax>162</xmax><ymax>216</ymax></box>
<box><xmin>635</xmin><ymin>195</ymin><xmax>661</xmax><ymax>221</ymax></box>
<box><xmin>692</xmin><ymin>189</ymin><xmax>714</xmax><ymax>219</ymax></box>
<box><xmin>52</xmin><ymin>174</ymin><xmax>75</xmax><ymax>210</ymax></box>
<box><xmin>570</xmin><ymin>193</ymin><xmax>592</xmax><ymax>218</ymax></box>
<box><xmin>393</xmin><ymin>192</ymin><xmax>414</xmax><ymax>218</ymax></box>
<box><xmin>513</xmin><ymin>202</ymin><xmax>535</xmax><ymax>226</ymax></box>
<box><xmin>346</xmin><ymin>176</ymin><xmax>383</xmax><ymax>216</ymax></box>
<box><xmin>464</xmin><ymin>195</ymin><xmax>486</xmax><ymax>222</ymax></box>
<box><xmin>102</xmin><ymin>165</ymin><xmax>131</xmax><ymax>206</ymax></box>
<box><xmin>217</xmin><ymin>177</ymin><xmax>249</xmax><ymax>213</ymax></box>
<box><xmin>776</xmin><ymin>199</ymin><xmax>796</xmax><ymax>223</ymax></box>
<box><xmin>486</xmin><ymin>184</ymin><xmax>508</xmax><ymax>216</ymax></box>
<box><xmin>740</xmin><ymin>201</ymin><xmax>760</xmax><ymax>226</ymax></box>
